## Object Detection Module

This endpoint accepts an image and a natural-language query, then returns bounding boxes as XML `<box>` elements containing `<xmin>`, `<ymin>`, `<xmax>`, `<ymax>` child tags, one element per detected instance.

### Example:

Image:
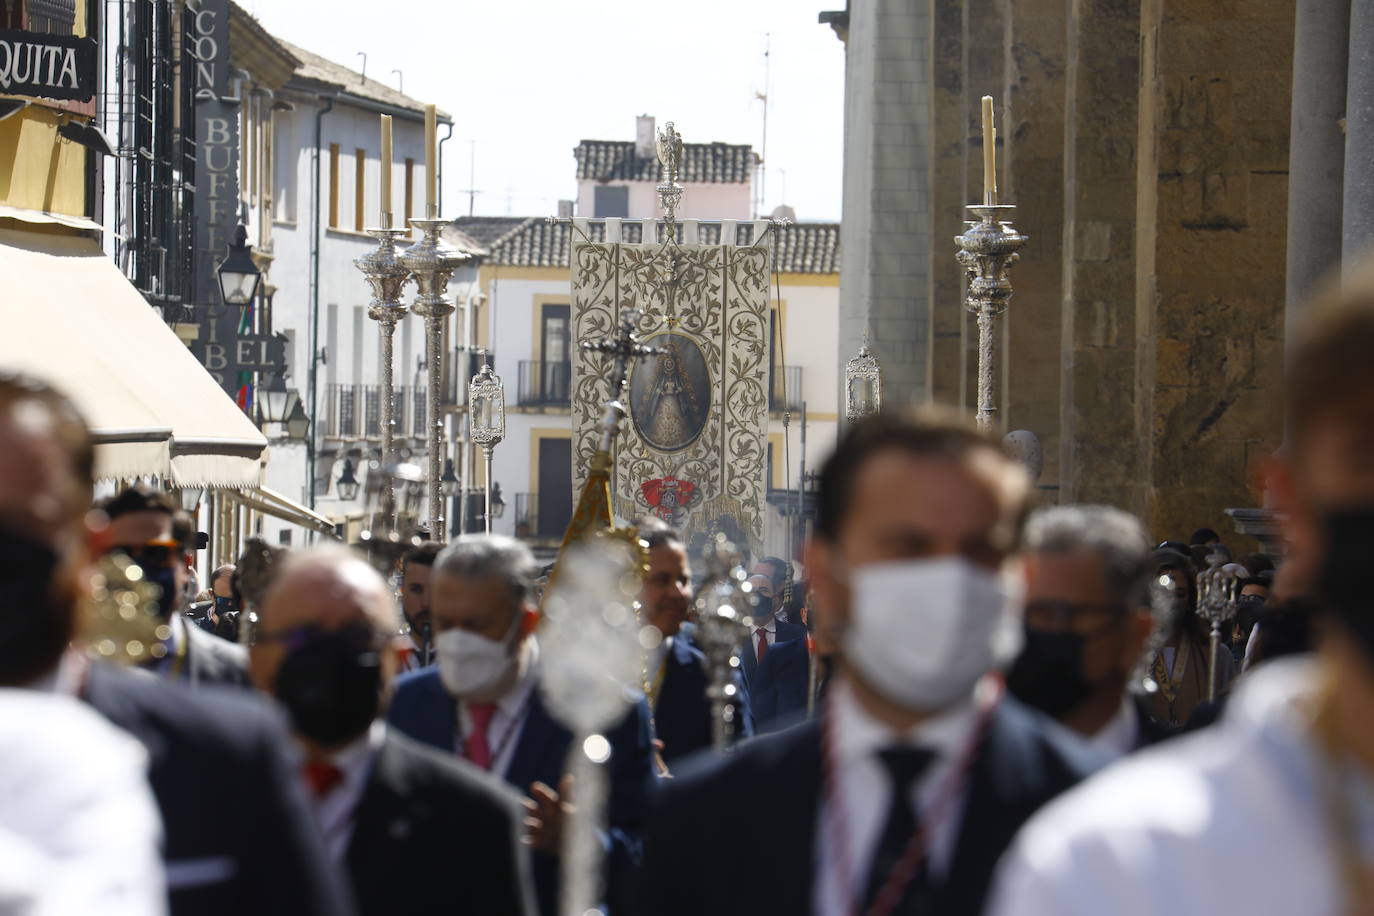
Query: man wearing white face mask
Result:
<box><xmin>387</xmin><ymin>535</ymin><xmax>655</xmax><ymax>916</ymax></box>
<box><xmin>640</xmin><ymin>409</ymin><xmax>1106</xmax><ymax>916</ymax></box>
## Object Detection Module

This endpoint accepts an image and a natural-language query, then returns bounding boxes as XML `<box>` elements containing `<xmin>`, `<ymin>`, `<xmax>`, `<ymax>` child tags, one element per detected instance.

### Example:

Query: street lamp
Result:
<box><xmin>845</xmin><ymin>339</ymin><xmax>882</xmax><ymax>422</ymax></box>
<box><xmin>440</xmin><ymin>458</ymin><xmax>459</xmax><ymax>498</ymax></box>
<box><xmin>259</xmin><ymin>372</ymin><xmax>300</xmax><ymax>425</ymax></box>
<box><xmin>468</xmin><ymin>364</ymin><xmax>506</xmax><ymax>534</ymax></box>
<box><xmin>336</xmin><ymin>458</ymin><xmax>361</xmax><ymax>501</ymax></box>
<box><xmin>217</xmin><ymin>225</ymin><xmax>262</xmax><ymax>307</ymax></box>
<box><xmin>284</xmin><ymin>399</ymin><xmax>310</xmax><ymax>441</ymax></box>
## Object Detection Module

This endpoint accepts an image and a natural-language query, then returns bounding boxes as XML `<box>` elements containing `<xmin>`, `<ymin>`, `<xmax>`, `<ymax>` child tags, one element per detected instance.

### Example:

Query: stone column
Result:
<box><xmin>836</xmin><ymin>0</ymin><xmax>933</xmax><ymax>407</ymax></box>
<box><xmin>1287</xmin><ymin>0</ymin><xmax>1348</xmax><ymax>313</ymax></box>
<box><xmin>1001</xmin><ymin>0</ymin><xmax>1067</xmax><ymax>483</ymax></box>
<box><xmin>1344</xmin><ymin>0</ymin><xmax>1374</xmax><ymax>266</ymax></box>
<box><xmin>1059</xmin><ymin>0</ymin><xmax>1142</xmax><ymax>508</ymax></box>
<box><xmin>927</xmin><ymin>0</ymin><xmax>966</xmax><ymax>406</ymax></box>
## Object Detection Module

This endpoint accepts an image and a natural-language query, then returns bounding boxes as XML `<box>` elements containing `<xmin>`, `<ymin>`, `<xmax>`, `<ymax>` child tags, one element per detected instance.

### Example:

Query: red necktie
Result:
<box><xmin>303</xmin><ymin>760</ymin><xmax>344</xmax><ymax>799</ymax></box>
<box><xmin>464</xmin><ymin>702</ymin><xmax>499</xmax><ymax>770</ymax></box>
<box><xmin>756</xmin><ymin>628</ymin><xmax>768</xmax><ymax>664</ymax></box>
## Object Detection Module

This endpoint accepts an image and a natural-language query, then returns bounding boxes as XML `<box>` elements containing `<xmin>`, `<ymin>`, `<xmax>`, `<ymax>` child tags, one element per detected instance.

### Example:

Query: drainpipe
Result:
<box><xmin>437</xmin><ymin>121</ymin><xmax>454</xmax><ymax>218</ymax></box>
<box><xmin>307</xmin><ymin>94</ymin><xmax>334</xmax><ymax>511</ymax></box>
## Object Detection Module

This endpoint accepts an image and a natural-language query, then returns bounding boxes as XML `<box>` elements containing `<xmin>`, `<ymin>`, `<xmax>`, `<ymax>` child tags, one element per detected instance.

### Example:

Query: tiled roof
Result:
<box><xmin>575</xmin><ymin>140</ymin><xmax>757</xmax><ymax>184</ymax></box>
<box><xmin>279</xmin><ymin>40</ymin><xmax>448</xmax><ymax>118</ymax></box>
<box><xmin>451</xmin><ymin>217</ymin><xmax>839</xmax><ymax>274</ymax></box>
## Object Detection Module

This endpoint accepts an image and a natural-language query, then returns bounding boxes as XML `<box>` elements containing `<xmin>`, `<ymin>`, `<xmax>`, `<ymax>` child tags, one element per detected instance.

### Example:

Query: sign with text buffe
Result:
<box><xmin>0</xmin><ymin>29</ymin><xmax>97</xmax><ymax>102</ymax></box>
<box><xmin>184</xmin><ymin>0</ymin><xmax>255</xmax><ymax>402</ymax></box>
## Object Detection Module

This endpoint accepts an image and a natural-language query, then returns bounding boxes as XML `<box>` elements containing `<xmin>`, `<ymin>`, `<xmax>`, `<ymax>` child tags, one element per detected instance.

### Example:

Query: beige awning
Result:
<box><xmin>226</xmin><ymin>486</ymin><xmax>340</xmax><ymax>539</ymax></box>
<box><xmin>0</xmin><ymin>228</ymin><xmax>268</xmax><ymax>487</ymax></box>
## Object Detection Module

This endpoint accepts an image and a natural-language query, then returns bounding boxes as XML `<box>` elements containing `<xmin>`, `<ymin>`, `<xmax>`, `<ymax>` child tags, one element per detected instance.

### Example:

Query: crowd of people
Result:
<box><xmin>0</xmin><ymin>274</ymin><xmax>1371</xmax><ymax>916</ymax></box>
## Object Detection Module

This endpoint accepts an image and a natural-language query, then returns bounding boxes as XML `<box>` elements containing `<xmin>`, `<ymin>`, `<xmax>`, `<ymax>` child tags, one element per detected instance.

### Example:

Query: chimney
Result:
<box><xmin>635</xmin><ymin>115</ymin><xmax>656</xmax><ymax>159</ymax></box>
<box><xmin>557</xmin><ymin>199</ymin><xmax>574</xmax><ymax>219</ymax></box>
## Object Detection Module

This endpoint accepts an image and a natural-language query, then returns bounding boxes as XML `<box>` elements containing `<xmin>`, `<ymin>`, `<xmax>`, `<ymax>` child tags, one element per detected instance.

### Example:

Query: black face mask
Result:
<box><xmin>0</xmin><ymin>526</ymin><xmax>69</xmax><ymax>685</ymax></box>
<box><xmin>1006</xmin><ymin>627</ymin><xmax>1095</xmax><ymax>719</ymax></box>
<box><xmin>753</xmin><ymin>594</ymin><xmax>774</xmax><ymax>621</ymax></box>
<box><xmin>1318</xmin><ymin>506</ymin><xmax>1374</xmax><ymax>661</ymax></box>
<box><xmin>274</xmin><ymin>625</ymin><xmax>382</xmax><ymax>747</ymax></box>
<box><xmin>138</xmin><ymin>563</ymin><xmax>179</xmax><ymax>619</ymax></box>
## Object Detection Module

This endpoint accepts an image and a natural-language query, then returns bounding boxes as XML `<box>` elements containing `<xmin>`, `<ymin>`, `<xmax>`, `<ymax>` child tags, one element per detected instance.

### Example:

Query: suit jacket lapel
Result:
<box><xmin>503</xmin><ymin>693</ymin><xmax>564</xmax><ymax>796</ymax></box>
<box><xmin>345</xmin><ymin>737</ymin><xmax>409</xmax><ymax>896</ymax></box>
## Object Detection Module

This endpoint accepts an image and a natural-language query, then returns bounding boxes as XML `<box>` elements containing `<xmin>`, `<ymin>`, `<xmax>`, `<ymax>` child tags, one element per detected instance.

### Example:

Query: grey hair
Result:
<box><xmin>1025</xmin><ymin>505</ymin><xmax>1154</xmax><ymax>610</ymax></box>
<box><xmin>433</xmin><ymin>534</ymin><xmax>538</xmax><ymax>606</ymax></box>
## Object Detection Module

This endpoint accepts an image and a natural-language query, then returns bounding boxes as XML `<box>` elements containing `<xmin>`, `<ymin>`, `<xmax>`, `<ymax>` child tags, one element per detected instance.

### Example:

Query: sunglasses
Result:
<box><xmin>105</xmin><ymin>540</ymin><xmax>183</xmax><ymax>568</ymax></box>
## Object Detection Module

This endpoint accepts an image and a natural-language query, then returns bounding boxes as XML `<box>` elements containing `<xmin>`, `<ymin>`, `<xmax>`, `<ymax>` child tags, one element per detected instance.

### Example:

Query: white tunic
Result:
<box><xmin>987</xmin><ymin>658</ymin><xmax>1366</xmax><ymax>916</ymax></box>
<box><xmin>0</xmin><ymin>689</ymin><xmax>165</xmax><ymax>916</ymax></box>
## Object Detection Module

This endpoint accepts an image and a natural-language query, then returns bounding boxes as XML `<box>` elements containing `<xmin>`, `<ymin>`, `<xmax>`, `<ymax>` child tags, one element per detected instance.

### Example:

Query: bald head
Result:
<box><xmin>249</xmin><ymin>547</ymin><xmax>396</xmax><ymax>694</ymax></box>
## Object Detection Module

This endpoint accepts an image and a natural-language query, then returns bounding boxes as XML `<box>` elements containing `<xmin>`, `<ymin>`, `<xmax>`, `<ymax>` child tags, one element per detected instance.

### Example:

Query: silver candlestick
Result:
<box><xmin>954</xmin><ymin>205</ymin><xmax>1028</xmax><ymax>432</ymax></box>
<box><xmin>692</xmin><ymin>534</ymin><xmax>752</xmax><ymax>751</ymax></box>
<box><xmin>1196</xmin><ymin>552</ymin><xmax>1239</xmax><ymax>702</ymax></box>
<box><xmin>467</xmin><ymin>363</ymin><xmax>506</xmax><ymax>534</ymax></box>
<box><xmin>400</xmin><ymin>216</ymin><xmax>466</xmax><ymax>542</ymax></box>
<box><xmin>353</xmin><ymin>224</ymin><xmax>412</xmax><ymax>525</ymax></box>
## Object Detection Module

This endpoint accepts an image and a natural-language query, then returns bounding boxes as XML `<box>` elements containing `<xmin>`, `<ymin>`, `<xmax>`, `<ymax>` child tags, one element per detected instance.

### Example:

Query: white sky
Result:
<box><xmin>247</xmin><ymin>0</ymin><xmax>847</xmax><ymax>222</ymax></box>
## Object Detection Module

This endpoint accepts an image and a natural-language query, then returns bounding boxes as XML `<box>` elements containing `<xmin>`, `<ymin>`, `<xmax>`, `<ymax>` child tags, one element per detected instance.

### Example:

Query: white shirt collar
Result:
<box><xmin>1089</xmin><ymin>695</ymin><xmax>1141</xmax><ymax>757</ymax></box>
<box><xmin>757</xmin><ymin>616</ymin><xmax>777</xmax><ymax>635</ymax></box>
<box><xmin>829</xmin><ymin>673</ymin><xmax>988</xmax><ymax>765</ymax></box>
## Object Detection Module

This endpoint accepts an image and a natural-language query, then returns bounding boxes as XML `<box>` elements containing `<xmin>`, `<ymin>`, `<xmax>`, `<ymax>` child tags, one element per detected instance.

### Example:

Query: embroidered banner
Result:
<box><xmin>570</xmin><ymin>219</ymin><xmax>774</xmax><ymax>559</ymax></box>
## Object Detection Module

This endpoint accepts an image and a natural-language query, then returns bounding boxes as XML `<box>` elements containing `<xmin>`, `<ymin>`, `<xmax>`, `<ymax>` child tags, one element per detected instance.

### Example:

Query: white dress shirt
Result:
<box><xmin>456</xmin><ymin>638</ymin><xmax>541</xmax><ymax>779</ymax></box>
<box><xmin>813</xmin><ymin>676</ymin><xmax>995</xmax><ymax>915</ymax></box>
<box><xmin>1044</xmin><ymin>695</ymin><xmax>1140</xmax><ymax>762</ymax></box>
<box><xmin>0</xmin><ymin>689</ymin><xmax>165</xmax><ymax>916</ymax></box>
<box><xmin>987</xmin><ymin>658</ymin><xmax>1369</xmax><ymax>916</ymax></box>
<box><xmin>307</xmin><ymin>720</ymin><xmax>385</xmax><ymax>865</ymax></box>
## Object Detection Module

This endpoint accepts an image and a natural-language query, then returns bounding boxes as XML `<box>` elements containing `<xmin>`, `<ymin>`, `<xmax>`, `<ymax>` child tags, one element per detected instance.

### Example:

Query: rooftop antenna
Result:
<box><xmin>754</xmin><ymin>32</ymin><xmax>770</xmax><ymax>218</ymax></box>
<box><xmin>391</xmin><ymin>69</ymin><xmax>403</xmax><ymax>93</ymax></box>
<box><xmin>356</xmin><ymin>52</ymin><xmax>367</xmax><ymax>82</ymax></box>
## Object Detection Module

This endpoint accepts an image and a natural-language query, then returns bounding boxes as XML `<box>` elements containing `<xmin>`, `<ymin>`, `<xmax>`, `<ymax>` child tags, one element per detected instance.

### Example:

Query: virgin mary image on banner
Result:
<box><xmin>630</xmin><ymin>333</ymin><xmax>710</xmax><ymax>452</ymax></box>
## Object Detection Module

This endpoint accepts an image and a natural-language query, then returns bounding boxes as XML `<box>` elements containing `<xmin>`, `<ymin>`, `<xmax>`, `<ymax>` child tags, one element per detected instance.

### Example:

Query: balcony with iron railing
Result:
<box><xmin>518</xmin><ymin>360</ymin><xmax>572</xmax><ymax>408</ymax></box>
<box><xmin>322</xmin><ymin>383</ymin><xmax>425</xmax><ymax>442</ymax></box>
<box><xmin>770</xmin><ymin>365</ymin><xmax>803</xmax><ymax>413</ymax></box>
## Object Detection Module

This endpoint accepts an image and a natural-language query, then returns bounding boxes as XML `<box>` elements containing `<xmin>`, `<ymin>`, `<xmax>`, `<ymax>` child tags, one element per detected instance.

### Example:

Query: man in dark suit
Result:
<box><xmin>99</xmin><ymin>485</ymin><xmax>249</xmax><ymax>687</ymax></box>
<box><xmin>0</xmin><ymin>372</ymin><xmax>348</xmax><ymax>915</ymax></box>
<box><xmin>641</xmin><ymin>409</ymin><xmax>1106</xmax><ymax>916</ymax></box>
<box><xmin>636</xmin><ymin>521</ymin><xmax>751</xmax><ymax>762</ymax></box>
<box><xmin>388</xmin><ymin>535</ymin><xmax>655</xmax><ymax>915</ymax></box>
<box><xmin>740</xmin><ymin>573</ymin><xmax>810</xmax><ymax>734</ymax></box>
<box><xmin>251</xmin><ymin>546</ymin><xmax>533</xmax><ymax>916</ymax></box>
<box><xmin>1005</xmin><ymin>505</ymin><xmax>1176</xmax><ymax>757</ymax></box>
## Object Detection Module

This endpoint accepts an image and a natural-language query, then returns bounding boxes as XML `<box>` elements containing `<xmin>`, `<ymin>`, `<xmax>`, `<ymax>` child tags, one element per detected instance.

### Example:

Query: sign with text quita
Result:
<box><xmin>0</xmin><ymin>30</ymin><xmax>97</xmax><ymax>102</ymax></box>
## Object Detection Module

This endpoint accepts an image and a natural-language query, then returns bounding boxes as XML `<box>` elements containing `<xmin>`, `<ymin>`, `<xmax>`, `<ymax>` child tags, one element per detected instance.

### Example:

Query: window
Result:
<box><xmin>354</xmin><ymin>148</ymin><xmax>366</xmax><ymax>232</ymax></box>
<box><xmin>27</xmin><ymin>0</ymin><xmax>76</xmax><ymax>37</ymax></box>
<box><xmin>273</xmin><ymin>112</ymin><xmax>296</xmax><ymax>222</ymax></box>
<box><xmin>540</xmin><ymin>304</ymin><xmax>571</xmax><ymax>403</ymax></box>
<box><xmin>404</xmin><ymin>158</ymin><xmax>414</xmax><ymax>227</ymax></box>
<box><xmin>593</xmin><ymin>185</ymin><xmax>629</xmax><ymax>218</ymax></box>
<box><xmin>328</xmin><ymin>144</ymin><xmax>340</xmax><ymax>229</ymax></box>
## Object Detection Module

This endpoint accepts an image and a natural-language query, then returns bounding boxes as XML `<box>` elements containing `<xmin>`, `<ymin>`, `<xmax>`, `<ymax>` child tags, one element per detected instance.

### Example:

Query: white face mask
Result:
<box><xmin>435</xmin><ymin>616</ymin><xmax>520</xmax><ymax>699</ymax></box>
<box><xmin>841</xmin><ymin>555</ymin><xmax>1023</xmax><ymax>711</ymax></box>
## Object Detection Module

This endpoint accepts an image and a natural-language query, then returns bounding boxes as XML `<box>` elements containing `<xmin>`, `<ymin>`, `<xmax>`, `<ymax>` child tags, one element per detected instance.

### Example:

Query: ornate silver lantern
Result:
<box><xmin>844</xmin><ymin>340</ymin><xmax>882</xmax><ymax>422</ymax></box>
<box><xmin>468</xmin><ymin>363</ymin><xmax>506</xmax><ymax>534</ymax></box>
<box><xmin>1196</xmin><ymin>552</ymin><xmax>1239</xmax><ymax>702</ymax></box>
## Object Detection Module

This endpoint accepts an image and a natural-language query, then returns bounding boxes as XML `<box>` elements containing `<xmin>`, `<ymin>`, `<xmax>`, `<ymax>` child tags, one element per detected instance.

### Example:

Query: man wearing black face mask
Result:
<box><xmin>198</xmin><ymin>565</ymin><xmax>238</xmax><ymax>634</ymax></box>
<box><xmin>987</xmin><ymin>267</ymin><xmax>1374</xmax><ymax>916</ymax></box>
<box><xmin>251</xmin><ymin>546</ymin><xmax>533</xmax><ymax>916</ymax></box>
<box><xmin>99</xmin><ymin>486</ymin><xmax>248</xmax><ymax>687</ymax></box>
<box><xmin>741</xmin><ymin>572</ymin><xmax>811</xmax><ymax>734</ymax></box>
<box><xmin>1006</xmin><ymin>506</ymin><xmax>1171</xmax><ymax>758</ymax></box>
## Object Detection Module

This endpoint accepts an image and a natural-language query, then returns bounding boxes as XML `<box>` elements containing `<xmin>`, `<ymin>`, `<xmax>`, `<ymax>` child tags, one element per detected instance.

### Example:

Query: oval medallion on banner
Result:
<box><xmin>629</xmin><ymin>332</ymin><xmax>710</xmax><ymax>452</ymax></box>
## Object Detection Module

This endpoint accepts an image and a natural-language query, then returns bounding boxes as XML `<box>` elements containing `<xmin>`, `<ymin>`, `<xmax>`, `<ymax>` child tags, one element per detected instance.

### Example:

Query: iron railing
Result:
<box><xmin>323</xmin><ymin>383</ymin><xmax>426</xmax><ymax>441</ymax></box>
